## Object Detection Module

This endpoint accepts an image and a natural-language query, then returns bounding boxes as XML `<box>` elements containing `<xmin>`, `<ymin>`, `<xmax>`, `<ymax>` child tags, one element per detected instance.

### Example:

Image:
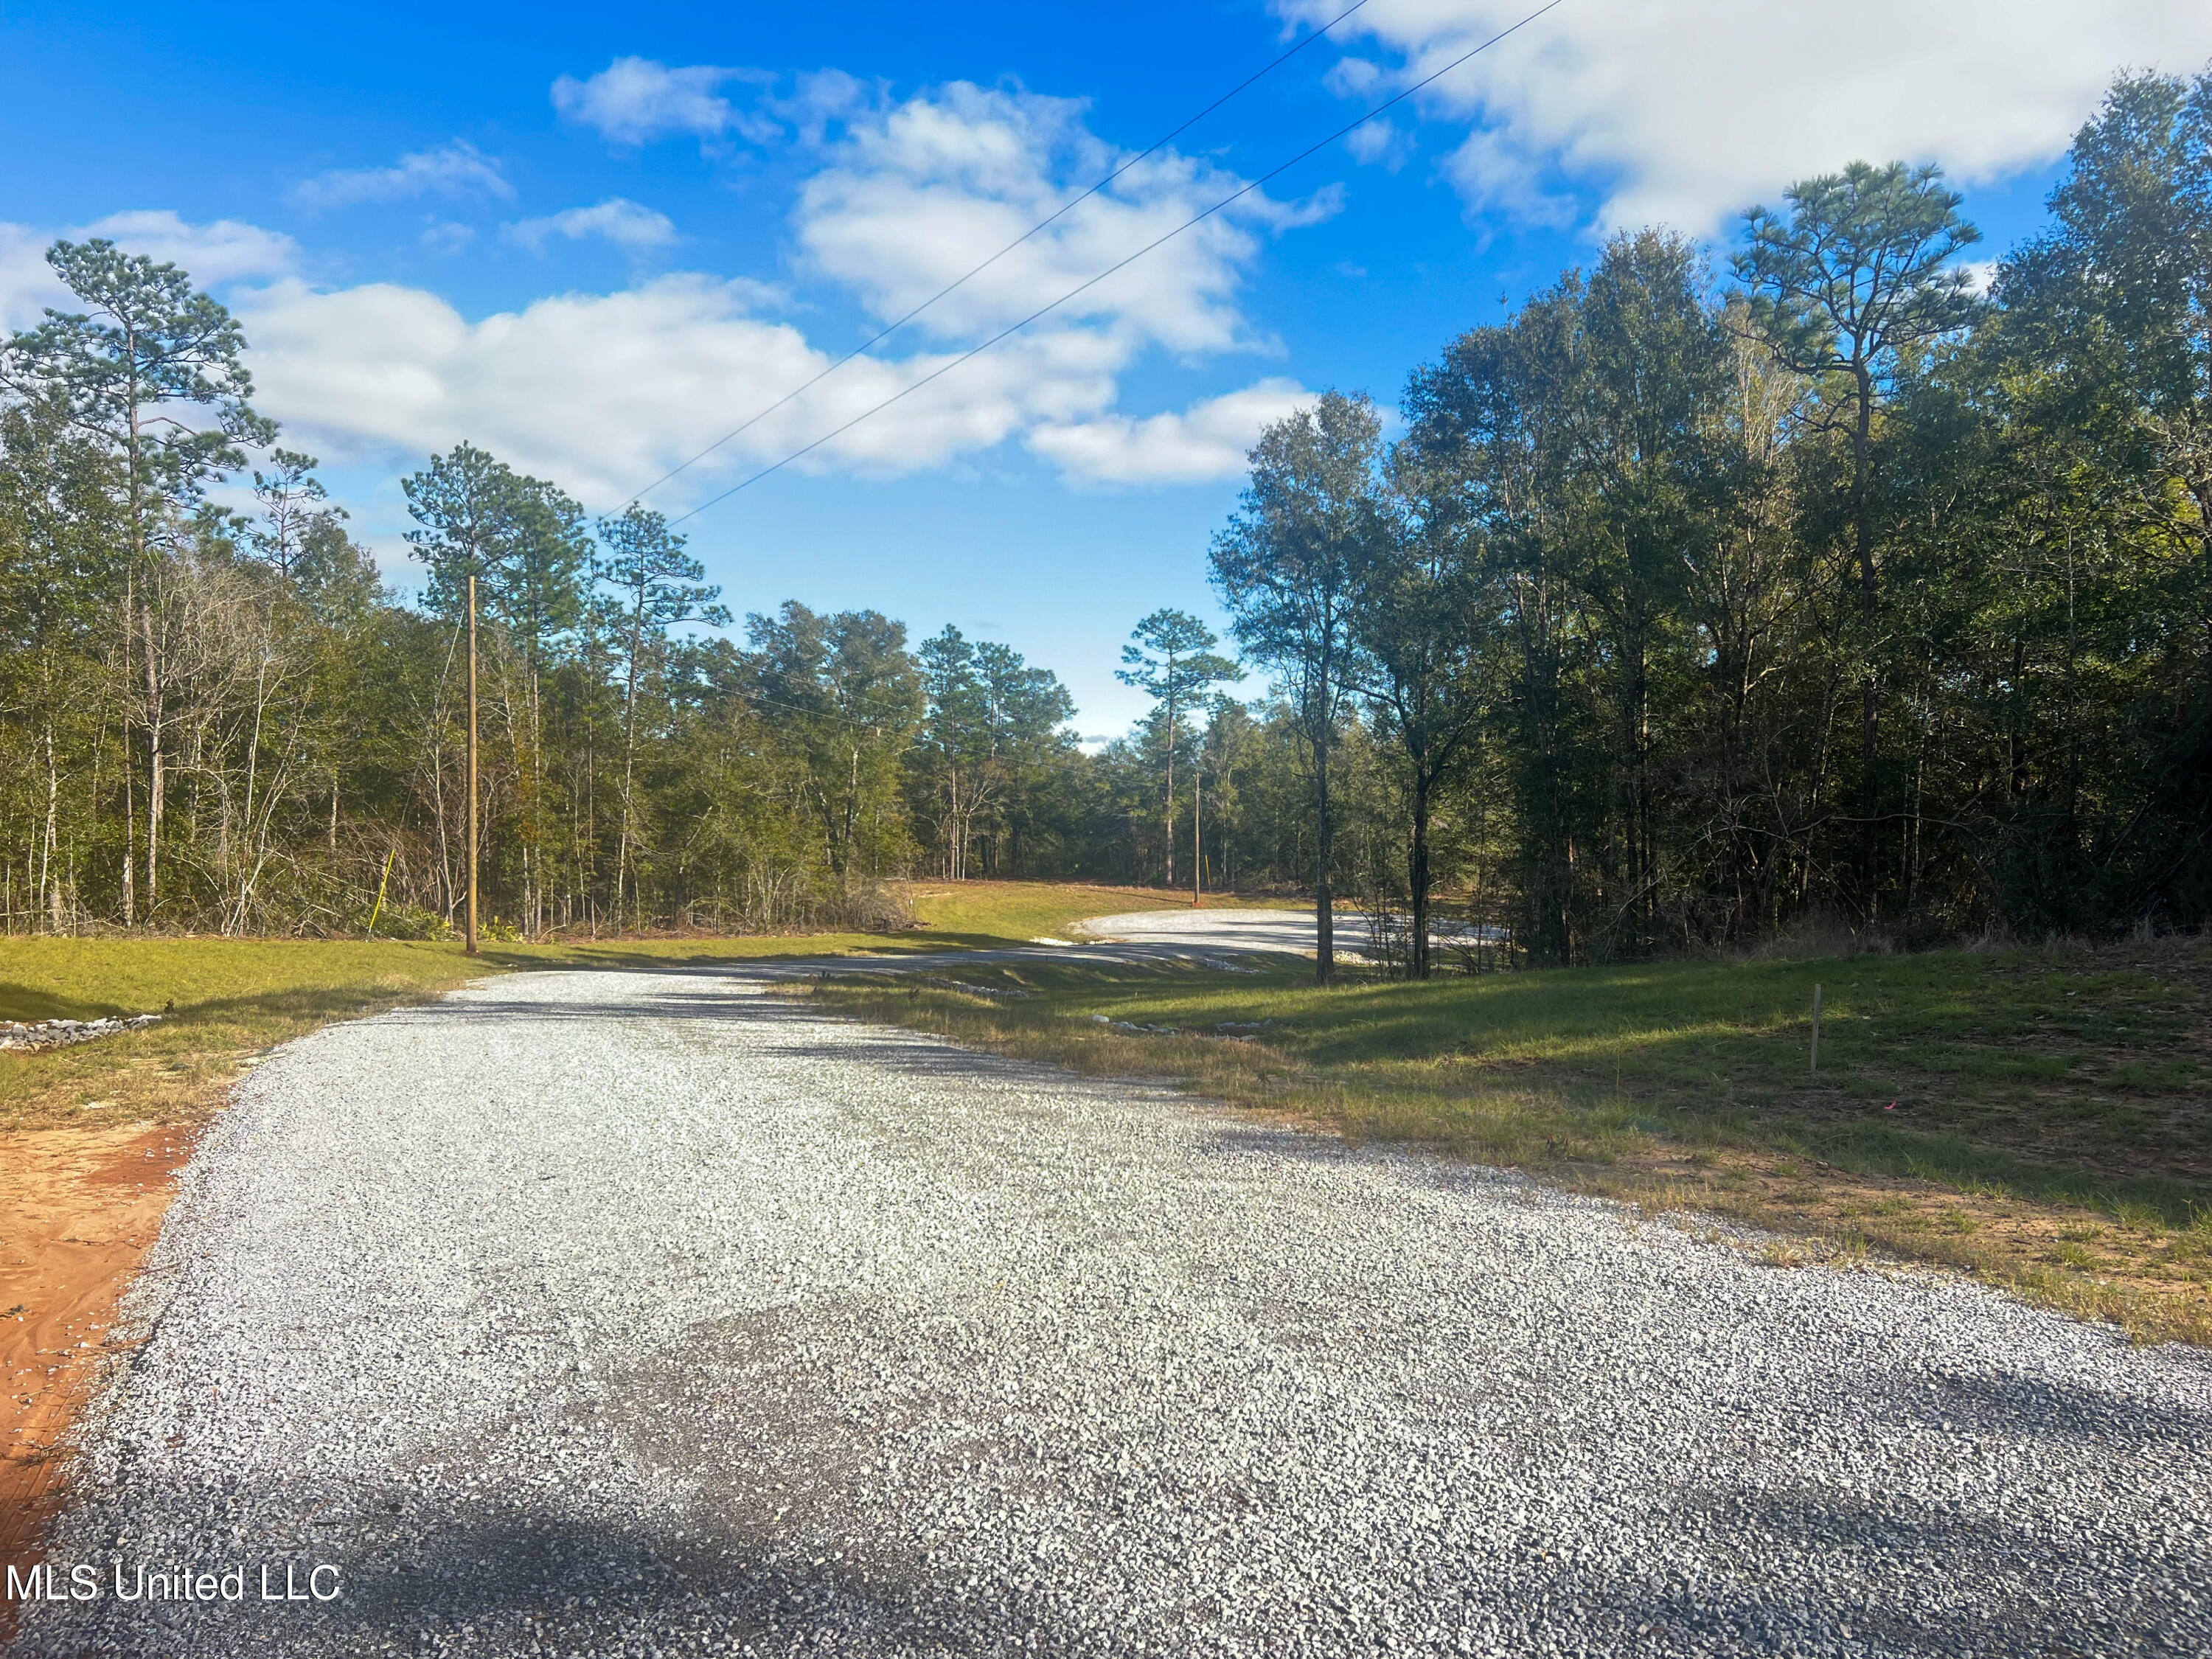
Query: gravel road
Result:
<box><xmin>18</xmin><ymin>967</ymin><xmax>2211</xmax><ymax>1658</ymax></box>
<box><xmin>1077</xmin><ymin>908</ymin><xmax>1325</xmax><ymax>956</ymax></box>
<box><xmin>1077</xmin><ymin>908</ymin><xmax>1491</xmax><ymax>960</ymax></box>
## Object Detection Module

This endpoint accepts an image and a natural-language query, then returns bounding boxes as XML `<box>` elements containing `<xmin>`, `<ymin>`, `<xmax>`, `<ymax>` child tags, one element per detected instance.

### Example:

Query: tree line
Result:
<box><xmin>1211</xmin><ymin>69</ymin><xmax>2212</xmax><ymax>978</ymax></box>
<box><xmin>0</xmin><ymin>240</ymin><xmax>1286</xmax><ymax>937</ymax></box>
<box><xmin>1</xmin><ymin>69</ymin><xmax>2205</xmax><ymax>962</ymax></box>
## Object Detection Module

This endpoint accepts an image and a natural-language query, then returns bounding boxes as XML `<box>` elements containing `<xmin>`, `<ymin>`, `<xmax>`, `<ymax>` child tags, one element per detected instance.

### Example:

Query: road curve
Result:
<box><xmin>1076</xmin><ymin>907</ymin><xmax>1491</xmax><ymax>961</ymax></box>
<box><xmin>1076</xmin><ymin>907</ymin><xmax>1324</xmax><ymax>956</ymax></box>
<box><xmin>18</xmin><ymin>968</ymin><xmax>2211</xmax><ymax>1658</ymax></box>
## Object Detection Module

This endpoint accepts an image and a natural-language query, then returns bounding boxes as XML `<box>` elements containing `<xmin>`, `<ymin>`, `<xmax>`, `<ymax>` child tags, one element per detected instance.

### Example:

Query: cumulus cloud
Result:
<box><xmin>0</xmin><ymin>210</ymin><xmax>297</xmax><ymax>330</ymax></box>
<box><xmin>1029</xmin><ymin>378</ymin><xmax>1313</xmax><ymax>484</ymax></box>
<box><xmin>234</xmin><ymin>274</ymin><xmax>1131</xmax><ymax>504</ymax></box>
<box><xmin>505</xmin><ymin>198</ymin><xmax>679</xmax><ymax>254</ymax></box>
<box><xmin>1343</xmin><ymin>117</ymin><xmax>1411</xmax><ymax>171</ymax></box>
<box><xmin>1280</xmin><ymin>0</ymin><xmax>2212</xmax><ymax>232</ymax></box>
<box><xmin>794</xmin><ymin>80</ymin><xmax>1334</xmax><ymax>356</ymax></box>
<box><xmin>291</xmin><ymin>141</ymin><xmax>512</xmax><ymax>211</ymax></box>
<box><xmin>551</xmin><ymin>58</ymin><xmax>776</xmax><ymax>145</ymax></box>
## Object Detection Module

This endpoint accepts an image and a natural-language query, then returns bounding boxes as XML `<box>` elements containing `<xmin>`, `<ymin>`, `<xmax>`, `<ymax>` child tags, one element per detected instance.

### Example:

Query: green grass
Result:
<box><xmin>906</xmin><ymin>944</ymin><xmax>2212</xmax><ymax>1213</ymax></box>
<box><xmin>799</xmin><ymin>936</ymin><xmax>2212</xmax><ymax>1343</ymax></box>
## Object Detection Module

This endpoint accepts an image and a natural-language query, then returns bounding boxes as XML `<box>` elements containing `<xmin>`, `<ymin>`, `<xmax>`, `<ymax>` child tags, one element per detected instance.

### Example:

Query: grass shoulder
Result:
<box><xmin>795</xmin><ymin>937</ymin><xmax>2212</xmax><ymax>1346</ymax></box>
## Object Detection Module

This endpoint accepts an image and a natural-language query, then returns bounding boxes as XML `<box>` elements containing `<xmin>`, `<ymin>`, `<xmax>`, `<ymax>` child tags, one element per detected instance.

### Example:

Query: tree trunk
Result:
<box><xmin>1163</xmin><ymin>691</ymin><xmax>1177</xmax><ymax>887</ymax></box>
<box><xmin>616</xmin><ymin>604</ymin><xmax>644</xmax><ymax>933</ymax></box>
<box><xmin>465</xmin><ymin>574</ymin><xmax>479</xmax><ymax>956</ymax></box>
<box><xmin>120</xmin><ymin>577</ymin><xmax>136</xmax><ymax>926</ymax></box>
<box><xmin>1409</xmin><ymin>770</ymin><xmax>1432</xmax><ymax>980</ymax></box>
<box><xmin>139</xmin><ymin>591</ymin><xmax>164</xmax><ymax>917</ymax></box>
<box><xmin>1853</xmin><ymin>362</ymin><xmax>1879</xmax><ymax>923</ymax></box>
<box><xmin>1313</xmin><ymin>715</ymin><xmax>1335</xmax><ymax>987</ymax></box>
<box><xmin>127</xmin><ymin>327</ymin><xmax>159</xmax><ymax>921</ymax></box>
<box><xmin>1192</xmin><ymin>762</ymin><xmax>1202</xmax><ymax>908</ymax></box>
<box><xmin>43</xmin><ymin>720</ymin><xmax>62</xmax><ymax>933</ymax></box>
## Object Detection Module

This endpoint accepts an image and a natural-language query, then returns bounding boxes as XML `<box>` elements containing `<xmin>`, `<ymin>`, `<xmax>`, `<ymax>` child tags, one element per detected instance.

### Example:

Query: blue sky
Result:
<box><xmin>4</xmin><ymin>1</ymin><xmax>2207</xmax><ymax>735</ymax></box>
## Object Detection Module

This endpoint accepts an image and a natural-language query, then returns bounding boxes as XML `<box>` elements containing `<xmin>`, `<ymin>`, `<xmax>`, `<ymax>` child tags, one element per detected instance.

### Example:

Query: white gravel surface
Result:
<box><xmin>1078</xmin><ymin>908</ymin><xmax>1324</xmax><ymax>956</ymax></box>
<box><xmin>1077</xmin><ymin>908</ymin><xmax>1484</xmax><ymax>961</ymax></box>
<box><xmin>20</xmin><ymin>967</ymin><xmax>2212</xmax><ymax>1658</ymax></box>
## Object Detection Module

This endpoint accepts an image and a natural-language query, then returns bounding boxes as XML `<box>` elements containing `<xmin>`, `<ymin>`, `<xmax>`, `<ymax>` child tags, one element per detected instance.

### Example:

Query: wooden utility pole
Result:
<box><xmin>465</xmin><ymin>572</ymin><xmax>480</xmax><ymax>957</ymax></box>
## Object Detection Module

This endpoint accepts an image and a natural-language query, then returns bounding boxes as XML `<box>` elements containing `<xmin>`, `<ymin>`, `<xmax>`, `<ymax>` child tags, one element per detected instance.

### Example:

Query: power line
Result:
<box><xmin>670</xmin><ymin>0</ymin><xmax>1568</xmax><ymax>527</ymax></box>
<box><xmin>624</xmin><ymin>0</ymin><xmax>1374</xmax><ymax>512</ymax></box>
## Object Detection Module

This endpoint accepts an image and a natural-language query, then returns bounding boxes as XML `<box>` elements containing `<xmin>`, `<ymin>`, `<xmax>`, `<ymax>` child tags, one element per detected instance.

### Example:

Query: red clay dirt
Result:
<box><xmin>0</xmin><ymin>1121</ymin><xmax>195</xmax><ymax>1636</ymax></box>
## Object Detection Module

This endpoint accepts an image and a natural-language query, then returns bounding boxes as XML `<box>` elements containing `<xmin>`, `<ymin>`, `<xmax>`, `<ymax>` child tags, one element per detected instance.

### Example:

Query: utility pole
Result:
<box><xmin>465</xmin><ymin>572</ymin><xmax>480</xmax><ymax>957</ymax></box>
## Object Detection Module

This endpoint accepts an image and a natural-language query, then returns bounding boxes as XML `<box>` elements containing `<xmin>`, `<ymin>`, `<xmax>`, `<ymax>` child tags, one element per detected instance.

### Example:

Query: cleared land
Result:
<box><xmin>18</xmin><ymin>967</ymin><xmax>2210</xmax><ymax>1657</ymax></box>
<box><xmin>804</xmin><ymin>931</ymin><xmax>2212</xmax><ymax>1343</ymax></box>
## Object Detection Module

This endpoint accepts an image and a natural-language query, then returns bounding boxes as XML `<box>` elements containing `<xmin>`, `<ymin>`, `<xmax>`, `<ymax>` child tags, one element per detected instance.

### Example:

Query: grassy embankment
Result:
<box><xmin>0</xmin><ymin>882</ymin><xmax>1259</xmax><ymax>1133</ymax></box>
<box><xmin>801</xmin><ymin>937</ymin><xmax>2212</xmax><ymax>1343</ymax></box>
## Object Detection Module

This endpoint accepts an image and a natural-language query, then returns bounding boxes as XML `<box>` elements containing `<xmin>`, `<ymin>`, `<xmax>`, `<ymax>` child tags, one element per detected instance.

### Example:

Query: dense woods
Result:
<box><xmin>2</xmin><ymin>70</ymin><xmax>2207</xmax><ymax>962</ymax></box>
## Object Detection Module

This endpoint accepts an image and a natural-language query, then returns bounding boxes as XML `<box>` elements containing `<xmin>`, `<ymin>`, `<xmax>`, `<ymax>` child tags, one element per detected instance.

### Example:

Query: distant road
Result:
<box><xmin>1077</xmin><ymin>906</ymin><xmax>1326</xmax><ymax>955</ymax></box>
<box><xmin>1079</xmin><ymin>907</ymin><xmax>1492</xmax><ymax>961</ymax></box>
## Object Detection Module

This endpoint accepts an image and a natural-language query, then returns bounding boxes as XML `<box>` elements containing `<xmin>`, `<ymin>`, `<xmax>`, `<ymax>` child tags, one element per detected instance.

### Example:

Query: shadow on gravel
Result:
<box><xmin>36</xmin><ymin>1465</ymin><xmax>2183</xmax><ymax>1659</ymax></box>
<box><xmin>24</xmin><ymin>1497</ymin><xmax>1072</xmax><ymax>1658</ymax></box>
<box><xmin>1666</xmin><ymin>1481</ymin><xmax>2198</xmax><ymax>1656</ymax></box>
<box><xmin>1864</xmin><ymin>1364</ymin><xmax>2212</xmax><ymax>1447</ymax></box>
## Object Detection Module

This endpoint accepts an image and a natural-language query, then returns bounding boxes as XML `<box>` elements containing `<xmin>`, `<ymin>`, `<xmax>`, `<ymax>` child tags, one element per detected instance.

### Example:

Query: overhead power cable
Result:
<box><xmin>624</xmin><ymin>0</ymin><xmax>1374</xmax><ymax>512</ymax></box>
<box><xmin>669</xmin><ymin>0</ymin><xmax>1568</xmax><ymax>527</ymax></box>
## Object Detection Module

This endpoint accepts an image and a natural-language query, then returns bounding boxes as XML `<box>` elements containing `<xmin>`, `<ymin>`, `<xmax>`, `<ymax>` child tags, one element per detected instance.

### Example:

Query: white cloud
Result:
<box><xmin>551</xmin><ymin>58</ymin><xmax>775</xmax><ymax>145</ymax></box>
<box><xmin>232</xmin><ymin>272</ymin><xmax>1137</xmax><ymax>506</ymax></box>
<box><xmin>505</xmin><ymin>198</ymin><xmax>679</xmax><ymax>254</ymax></box>
<box><xmin>1</xmin><ymin>210</ymin><xmax>297</xmax><ymax>330</ymax></box>
<box><xmin>1344</xmin><ymin>117</ymin><xmax>1411</xmax><ymax>171</ymax></box>
<box><xmin>1279</xmin><ymin>0</ymin><xmax>2212</xmax><ymax>232</ymax></box>
<box><xmin>1444</xmin><ymin>127</ymin><xmax>1577</xmax><ymax>230</ymax></box>
<box><xmin>794</xmin><ymin>81</ymin><xmax>1334</xmax><ymax>356</ymax></box>
<box><xmin>226</xmin><ymin>83</ymin><xmax>1323</xmax><ymax>501</ymax></box>
<box><xmin>1029</xmin><ymin>378</ymin><xmax>1313</xmax><ymax>484</ymax></box>
<box><xmin>291</xmin><ymin>142</ymin><xmax>512</xmax><ymax>211</ymax></box>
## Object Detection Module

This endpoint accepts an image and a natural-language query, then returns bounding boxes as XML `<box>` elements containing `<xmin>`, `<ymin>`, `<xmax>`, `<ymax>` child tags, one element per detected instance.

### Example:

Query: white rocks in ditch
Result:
<box><xmin>0</xmin><ymin>1012</ymin><xmax>162</xmax><ymax>1051</ymax></box>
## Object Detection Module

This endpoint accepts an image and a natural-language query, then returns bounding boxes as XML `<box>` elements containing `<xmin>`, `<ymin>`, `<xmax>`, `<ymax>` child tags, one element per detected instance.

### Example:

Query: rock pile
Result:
<box><xmin>0</xmin><ymin>1012</ymin><xmax>163</xmax><ymax>1051</ymax></box>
